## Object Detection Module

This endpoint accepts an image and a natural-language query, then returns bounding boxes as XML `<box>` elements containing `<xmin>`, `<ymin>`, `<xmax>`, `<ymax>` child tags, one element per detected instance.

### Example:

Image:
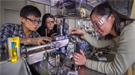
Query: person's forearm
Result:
<box><xmin>81</xmin><ymin>33</ymin><xmax>114</xmax><ymax>48</ymax></box>
<box><xmin>20</xmin><ymin>38</ymin><xmax>31</xmax><ymax>45</ymax></box>
<box><xmin>82</xmin><ymin>31</ymin><xmax>86</xmax><ymax>36</ymax></box>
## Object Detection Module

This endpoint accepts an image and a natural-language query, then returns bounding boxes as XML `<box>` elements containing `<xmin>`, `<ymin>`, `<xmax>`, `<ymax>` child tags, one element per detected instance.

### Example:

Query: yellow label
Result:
<box><xmin>12</xmin><ymin>37</ymin><xmax>20</xmax><ymax>48</ymax></box>
<box><xmin>8</xmin><ymin>37</ymin><xmax>20</xmax><ymax>63</ymax></box>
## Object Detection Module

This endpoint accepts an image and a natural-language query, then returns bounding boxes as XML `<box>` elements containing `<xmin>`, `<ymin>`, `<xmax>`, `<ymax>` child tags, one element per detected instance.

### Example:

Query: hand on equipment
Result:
<box><xmin>74</xmin><ymin>50</ymin><xmax>87</xmax><ymax>65</ymax></box>
<box><xmin>30</xmin><ymin>37</ymin><xmax>51</xmax><ymax>45</ymax></box>
<box><xmin>70</xmin><ymin>28</ymin><xmax>86</xmax><ymax>36</ymax></box>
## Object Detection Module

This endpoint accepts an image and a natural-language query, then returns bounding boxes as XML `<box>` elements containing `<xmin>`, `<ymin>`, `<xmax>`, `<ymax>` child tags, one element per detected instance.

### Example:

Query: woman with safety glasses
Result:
<box><xmin>70</xmin><ymin>2</ymin><xmax>135</xmax><ymax>75</ymax></box>
<box><xmin>37</xmin><ymin>13</ymin><xmax>60</xmax><ymax>37</ymax></box>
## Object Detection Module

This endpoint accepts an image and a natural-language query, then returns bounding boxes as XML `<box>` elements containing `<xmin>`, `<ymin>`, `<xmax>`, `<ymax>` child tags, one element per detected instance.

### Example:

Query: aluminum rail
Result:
<box><xmin>21</xmin><ymin>39</ymin><xmax>69</xmax><ymax>53</ymax></box>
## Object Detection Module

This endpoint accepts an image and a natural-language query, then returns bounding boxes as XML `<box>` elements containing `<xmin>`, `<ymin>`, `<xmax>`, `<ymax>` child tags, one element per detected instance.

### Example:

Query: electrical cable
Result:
<box><xmin>51</xmin><ymin>33</ymin><xmax>68</xmax><ymax>75</ymax></box>
<box><xmin>46</xmin><ymin>42</ymin><xmax>61</xmax><ymax>68</ymax></box>
<box><xmin>51</xmin><ymin>42</ymin><xmax>61</xmax><ymax>55</ymax></box>
<box><xmin>42</xmin><ymin>52</ymin><xmax>46</xmax><ymax>67</ymax></box>
<box><xmin>41</xmin><ymin>33</ymin><xmax>68</xmax><ymax>74</ymax></box>
<box><xmin>37</xmin><ymin>62</ymin><xmax>39</xmax><ymax>75</ymax></box>
<box><xmin>48</xmin><ymin>59</ymin><xmax>55</xmax><ymax>68</ymax></box>
<box><xmin>42</xmin><ymin>51</ymin><xmax>56</xmax><ymax>68</ymax></box>
<box><xmin>51</xmin><ymin>33</ymin><xmax>68</xmax><ymax>56</ymax></box>
<box><xmin>51</xmin><ymin>33</ymin><xmax>68</xmax><ymax>39</ymax></box>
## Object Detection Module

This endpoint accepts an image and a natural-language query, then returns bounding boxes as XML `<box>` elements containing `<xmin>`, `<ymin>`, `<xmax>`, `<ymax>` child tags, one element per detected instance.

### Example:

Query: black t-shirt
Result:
<box><xmin>37</xmin><ymin>25</ymin><xmax>57</xmax><ymax>37</ymax></box>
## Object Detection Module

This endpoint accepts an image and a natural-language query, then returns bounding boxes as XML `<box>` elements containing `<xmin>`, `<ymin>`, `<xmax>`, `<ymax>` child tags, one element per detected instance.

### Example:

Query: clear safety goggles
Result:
<box><xmin>92</xmin><ymin>15</ymin><xmax>109</xmax><ymax>29</ymax></box>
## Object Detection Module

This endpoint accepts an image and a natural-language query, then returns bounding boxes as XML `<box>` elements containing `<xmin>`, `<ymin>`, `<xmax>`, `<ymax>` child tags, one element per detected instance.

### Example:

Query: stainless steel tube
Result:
<box><xmin>27</xmin><ymin>43</ymin><xmax>51</xmax><ymax>52</ymax></box>
<box><xmin>60</xmin><ymin>25</ymin><xmax>63</xmax><ymax>35</ymax></box>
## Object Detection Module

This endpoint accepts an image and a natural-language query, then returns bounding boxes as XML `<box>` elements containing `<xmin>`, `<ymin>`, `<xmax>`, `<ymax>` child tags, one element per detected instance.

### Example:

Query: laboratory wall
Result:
<box><xmin>0</xmin><ymin>0</ymin><xmax>26</xmax><ymax>29</ymax></box>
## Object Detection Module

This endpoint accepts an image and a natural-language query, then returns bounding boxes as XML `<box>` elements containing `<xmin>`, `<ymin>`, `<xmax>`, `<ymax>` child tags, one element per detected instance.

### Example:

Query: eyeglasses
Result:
<box><xmin>92</xmin><ymin>15</ymin><xmax>108</xmax><ymax>29</ymax></box>
<box><xmin>25</xmin><ymin>17</ymin><xmax>41</xmax><ymax>24</ymax></box>
<box><xmin>46</xmin><ymin>21</ymin><xmax>55</xmax><ymax>24</ymax></box>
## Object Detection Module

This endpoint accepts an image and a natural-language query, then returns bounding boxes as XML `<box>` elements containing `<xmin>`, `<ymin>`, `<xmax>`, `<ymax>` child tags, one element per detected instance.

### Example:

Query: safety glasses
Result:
<box><xmin>46</xmin><ymin>21</ymin><xmax>55</xmax><ymax>24</ymax></box>
<box><xmin>92</xmin><ymin>15</ymin><xmax>109</xmax><ymax>29</ymax></box>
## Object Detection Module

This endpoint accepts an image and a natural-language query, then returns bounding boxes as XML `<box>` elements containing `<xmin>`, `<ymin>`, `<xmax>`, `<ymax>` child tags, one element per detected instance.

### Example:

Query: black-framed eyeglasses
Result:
<box><xmin>25</xmin><ymin>17</ymin><xmax>41</xmax><ymax>24</ymax></box>
<box><xmin>46</xmin><ymin>21</ymin><xmax>55</xmax><ymax>24</ymax></box>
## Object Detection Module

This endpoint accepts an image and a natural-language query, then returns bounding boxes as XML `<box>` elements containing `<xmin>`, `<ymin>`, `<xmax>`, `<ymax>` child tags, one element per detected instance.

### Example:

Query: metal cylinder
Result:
<box><xmin>21</xmin><ymin>43</ymin><xmax>51</xmax><ymax>53</ymax></box>
<box><xmin>45</xmin><ymin>28</ymin><xmax>47</xmax><ymax>37</ymax></box>
<box><xmin>60</xmin><ymin>25</ymin><xmax>63</xmax><ymax>35</ymax></box>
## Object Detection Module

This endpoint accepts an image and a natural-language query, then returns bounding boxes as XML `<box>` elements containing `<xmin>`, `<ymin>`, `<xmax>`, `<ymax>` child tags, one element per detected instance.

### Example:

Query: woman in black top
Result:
<box><xmin>37</xmin><ymin>13</ymin><xmax>60</xmax><ymax>37</ymax></box>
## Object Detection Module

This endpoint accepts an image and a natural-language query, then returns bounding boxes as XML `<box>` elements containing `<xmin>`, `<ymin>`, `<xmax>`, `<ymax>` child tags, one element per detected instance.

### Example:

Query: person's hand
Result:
<box><xmin>30</xmin><ymin>37</ymin><xmax>51</xmax><ymax>45</ymax></box>
<box><xmin>70</xmin><ymin>28</ymin><xmax>86</xmax><ymax>36</ymax></box>
<box><xmin>56</xmin><ymin>18</ymin><xmax>60</xmax><ymax>24</ymax></box>
<box><xmin>74</xmin><ymin>50</ymin><xmax>87</xmax><ymax>65</ymax></box>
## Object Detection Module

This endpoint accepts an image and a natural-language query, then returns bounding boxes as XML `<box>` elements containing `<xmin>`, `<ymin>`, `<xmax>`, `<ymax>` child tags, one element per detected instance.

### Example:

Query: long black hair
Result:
<box><xmin>90</xmin><ymin>2</ymin><xmax>135</xmax><ymax>39</ymax></box>
<box><xmin>39</xmin><ymin>13</ymin><xmax>55</xmax><ymax>36</ymax></box>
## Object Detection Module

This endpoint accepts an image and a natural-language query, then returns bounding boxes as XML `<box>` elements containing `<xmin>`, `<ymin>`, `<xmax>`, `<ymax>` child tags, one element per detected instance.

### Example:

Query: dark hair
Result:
<box><xmin>90</xmin><ymin>2</ymin><xmax>135</xmax><ymax>39</ymax></box>
<box><xmin>20</xmin><ymin>5</ymin><xmax>41</xmax><ymax>18</ymax></box>
<box><xmin>40</xmin><ymin>13</ymin><xmax>55</xmax><ymax>36</ymax></box>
